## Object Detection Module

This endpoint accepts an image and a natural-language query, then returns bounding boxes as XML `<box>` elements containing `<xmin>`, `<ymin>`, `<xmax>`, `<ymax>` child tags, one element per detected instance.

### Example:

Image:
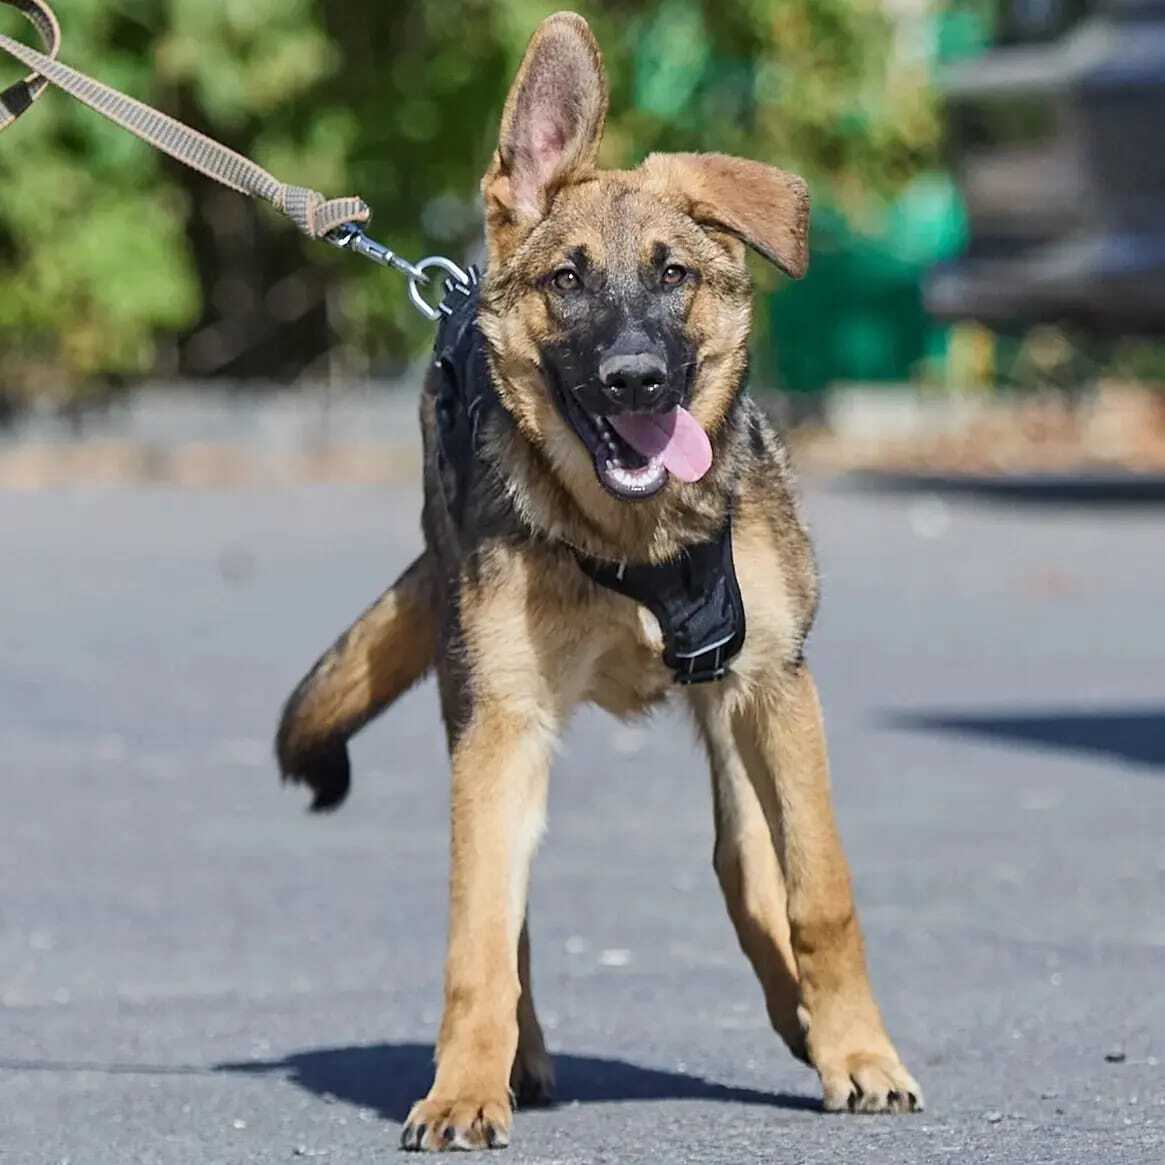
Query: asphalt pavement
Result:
<box><xmin>2</xmin><ymin>477</ymin><xmax>1163</xmax><ymax>1163</ymax></box>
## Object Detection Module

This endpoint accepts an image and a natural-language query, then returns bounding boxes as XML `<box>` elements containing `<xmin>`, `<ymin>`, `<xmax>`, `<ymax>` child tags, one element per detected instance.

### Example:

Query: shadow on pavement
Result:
<box><xmin>886</xmin><ymin>707</ymin><xmax>1165</xmax><ymax>769</ymax></box>
<box><xmin>219</xmin><ymin>1042</ymin><xmax>819</xmax><ymax>1122</ymax></box>
<box><xmin>845</xmin><ymin>471</ymin><xmax>1165</xmax><ymax>506</ymax></box>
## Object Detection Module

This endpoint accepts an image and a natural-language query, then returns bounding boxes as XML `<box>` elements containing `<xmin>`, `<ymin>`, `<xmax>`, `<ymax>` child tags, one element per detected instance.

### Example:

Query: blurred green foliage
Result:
<box><xmin>0</xmin><ymin>0</ymin><xmax>938</xmax><ymax>404</ymax></box>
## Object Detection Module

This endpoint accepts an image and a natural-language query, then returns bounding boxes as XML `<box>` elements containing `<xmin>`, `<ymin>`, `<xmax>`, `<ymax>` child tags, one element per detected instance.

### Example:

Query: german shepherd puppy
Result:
<box><xmin>276</xmin><ymin>11</ymin><xmax>922</xmax><ymax>1151</ymax></box>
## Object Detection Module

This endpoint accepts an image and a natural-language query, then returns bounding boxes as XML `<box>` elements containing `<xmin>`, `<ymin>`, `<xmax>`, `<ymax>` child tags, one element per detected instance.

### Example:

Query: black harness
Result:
<box><xmin>433</xmin><ymin>276</ymin><xmax>746</xmax><ymax>686</ymax></box>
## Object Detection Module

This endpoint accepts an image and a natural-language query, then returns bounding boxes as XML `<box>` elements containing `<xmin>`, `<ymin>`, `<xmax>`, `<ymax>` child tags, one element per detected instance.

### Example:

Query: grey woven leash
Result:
<box><xmin>0</xmin><ymin>0</ymin><xmax>470</xmax><ymax>319</ymax></box>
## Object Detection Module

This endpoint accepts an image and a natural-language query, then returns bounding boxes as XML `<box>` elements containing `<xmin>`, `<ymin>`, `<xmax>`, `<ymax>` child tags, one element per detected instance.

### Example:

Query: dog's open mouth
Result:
<box><xmin>554</xmin><ymin>383</ymin><xmax>713</xmax><ymax>500</ymax></box>
<box><xmin>593</xmin><ymin>414</ymin><xmax>666</xmax><ymax>497</ymax></box>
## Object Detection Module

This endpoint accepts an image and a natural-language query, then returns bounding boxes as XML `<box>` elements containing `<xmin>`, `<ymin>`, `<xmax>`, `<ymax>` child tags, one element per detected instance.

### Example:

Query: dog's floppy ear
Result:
<box><xmin>482</xmin><ymin>12</ymin><xmax>607</xmax><ymax>241</ymax></box>
<box><xmin>641</xmin><ymin>152</ymin><xmax>811</xmax><ymax>280</ymax></box>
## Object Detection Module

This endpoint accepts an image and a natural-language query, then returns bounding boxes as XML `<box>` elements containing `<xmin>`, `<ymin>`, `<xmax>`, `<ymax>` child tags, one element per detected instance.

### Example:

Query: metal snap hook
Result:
<box><xmin>324</xmin><ymin>224</ymin><xmax>474</xmax><ymax>322</ymax></box>
<box><xmin>325</xmin><ymin>222</ymin><xmax>428</xmax><ymax>283</ymax></box>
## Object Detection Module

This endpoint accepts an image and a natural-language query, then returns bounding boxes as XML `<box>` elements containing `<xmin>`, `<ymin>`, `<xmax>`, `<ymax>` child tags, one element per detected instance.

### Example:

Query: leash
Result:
<box><xmin>0</xmin><ymin>0</ymin><xmax>471</xmax><ymax>320</ymax></box>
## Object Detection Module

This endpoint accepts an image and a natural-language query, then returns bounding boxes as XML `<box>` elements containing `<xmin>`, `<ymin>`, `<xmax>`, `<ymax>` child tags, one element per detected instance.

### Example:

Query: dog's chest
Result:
<box><xmin>585</xmin><ymin>600</ymin><xmax>675</xmax><ymax>714</ymax></box>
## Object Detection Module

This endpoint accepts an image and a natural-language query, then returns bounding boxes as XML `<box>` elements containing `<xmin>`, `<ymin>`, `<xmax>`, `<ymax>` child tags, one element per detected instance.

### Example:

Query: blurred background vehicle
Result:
<box><xmin>927</xmin><ymin>0</ymin><xmax>1165</xmax><ymax>338</ymax></box>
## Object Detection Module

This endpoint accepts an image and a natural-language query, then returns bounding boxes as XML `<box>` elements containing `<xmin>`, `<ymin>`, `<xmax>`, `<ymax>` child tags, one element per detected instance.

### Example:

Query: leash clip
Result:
<box><xmin>326</xmin><ymin>221</ymin><xmax>426</xmax><ymax>280</ymax></box>
<box><xmin>327</xmin><ymin>222</ymin><xmax>474</xmax><ymax>322</ymax></box>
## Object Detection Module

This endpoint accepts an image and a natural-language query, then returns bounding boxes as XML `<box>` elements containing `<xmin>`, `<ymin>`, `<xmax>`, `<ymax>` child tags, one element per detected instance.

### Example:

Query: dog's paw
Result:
<box><xmin>815</xmin><ymin>1047</ymin><xmax>924</xmax><ymax>1114</ymax></box>
<box><xmin>400</xmin><ymin>1093</ymin><xmax>512</xmax><ymax>1152</ymax></box>
<box><xmin>510</xmin><ymin>1044</ymin><xmax>555</xmax><ymax>1108</ymax></box>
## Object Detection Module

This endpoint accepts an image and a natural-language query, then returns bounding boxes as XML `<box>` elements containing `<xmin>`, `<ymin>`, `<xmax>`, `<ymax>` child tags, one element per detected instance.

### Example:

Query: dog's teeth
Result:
<box><xmin>600</xmin><ymin>445</ymin><xmax>668</xmax><ymax>496</ymax></box>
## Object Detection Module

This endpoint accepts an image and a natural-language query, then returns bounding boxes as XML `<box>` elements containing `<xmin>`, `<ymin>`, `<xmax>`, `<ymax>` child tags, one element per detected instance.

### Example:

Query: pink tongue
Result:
<box><xmin>609</xmin><ymin>407</ymin><xmax>713</xmax><ymax>484</ymax></box>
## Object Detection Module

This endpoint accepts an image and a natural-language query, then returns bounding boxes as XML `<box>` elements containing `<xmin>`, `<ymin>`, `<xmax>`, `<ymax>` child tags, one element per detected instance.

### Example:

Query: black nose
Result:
<box><xmin>598</xmin><ymin>351</ymin><xmax>668</xmax><ymax>411</ymax></box>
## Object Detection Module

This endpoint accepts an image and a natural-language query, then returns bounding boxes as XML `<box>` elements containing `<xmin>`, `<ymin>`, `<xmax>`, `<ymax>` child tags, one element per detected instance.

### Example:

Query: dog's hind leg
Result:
<box><xmin>276</xmin><ymin>551</ymin><xmax>437</xmax><ymax>811</ymax></box>
<box><xmin>511</xmin><ymin>915</ymin><xmax>555</xmax><ymax>1106</ymax></box>
<box><xmin>692</xmin><ymin>691</ymin><xmax>808</xmax><ymax>1063</ymax></box>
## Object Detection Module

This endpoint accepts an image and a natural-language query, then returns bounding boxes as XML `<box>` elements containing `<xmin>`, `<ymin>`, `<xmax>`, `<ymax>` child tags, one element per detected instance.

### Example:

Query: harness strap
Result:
<box><xmin>574</xmin><ymin>526</ymin><xmax>746</xmax><ymax>686</ymax></box>
<box><xmin>432</xmin><ymin>271</ymin><xmax>489</xmax><ymax>524</ymax></box>
<box><xmin>0</xmin><ymin>0</ymin><xmax>370</xmax><ymax>239</ymax></box>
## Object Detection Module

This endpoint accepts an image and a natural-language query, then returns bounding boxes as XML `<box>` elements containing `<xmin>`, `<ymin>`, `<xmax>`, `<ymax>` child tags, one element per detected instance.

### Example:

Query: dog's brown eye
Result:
<box><xmin>552</xmin><ymin>267</ymin><xmax>581</xmax><ymax>292</ymax></box>
<box><xmin>662</xmin><ymin>264</ymin><xmax>688</xmax><ymax>287</ymax></box>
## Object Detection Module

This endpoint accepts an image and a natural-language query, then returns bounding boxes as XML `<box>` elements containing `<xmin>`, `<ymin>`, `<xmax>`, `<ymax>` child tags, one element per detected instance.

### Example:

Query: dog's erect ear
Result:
<box><xmin>641</xmin><ymin>153</ymin><xmax>811</xmax><ymax>280</ymax></box>
<box><xmin>482</xmin><ymin>12</ymin><xmax>607</xmax><ymax>239</ymax></box>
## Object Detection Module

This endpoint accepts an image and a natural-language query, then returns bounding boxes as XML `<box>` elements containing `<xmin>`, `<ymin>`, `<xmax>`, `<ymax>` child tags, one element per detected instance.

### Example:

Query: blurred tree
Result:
<box><xmin>0</xmin><ymin>0</ymin><xmax>937</xmax><ymax>405</ymax></box>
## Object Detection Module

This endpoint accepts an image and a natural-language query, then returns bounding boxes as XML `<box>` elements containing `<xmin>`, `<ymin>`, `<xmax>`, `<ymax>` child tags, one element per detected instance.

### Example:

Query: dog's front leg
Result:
<box><xmin>736</xmin><ymin>666</ymin><xmax>924</xmax><ymax>1114</ymax></box>
<box><xmin>402</xmin><ymin>707</ymin><xmax>551</xmax><ymax>1151</ymax></box>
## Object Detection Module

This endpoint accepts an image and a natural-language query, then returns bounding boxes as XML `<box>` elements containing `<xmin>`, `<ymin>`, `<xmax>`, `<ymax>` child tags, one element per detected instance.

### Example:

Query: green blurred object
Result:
<box><xmin>770</xmin><ymin>173</ymin><xmax>967</xmax><ymax>393</ymax></box>
<box><xmin>935</xmin><ymin>1</ymin><xmax>995</xmax><ymax>63</ymax></box>
<box><xmin>765</xmin><ymin>0</ymin><xmax>992</xmax><ymax>395</ymax></box>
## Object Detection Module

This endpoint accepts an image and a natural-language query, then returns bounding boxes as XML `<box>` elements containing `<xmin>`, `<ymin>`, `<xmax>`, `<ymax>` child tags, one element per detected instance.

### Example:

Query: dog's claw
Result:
<box><xmin>401</xmin><ymin>1096</ymin><xmax>511</xmax><ymax>1151</ymax></box>
<box><xmin>818</xmin><ymin>1048</ymin><xmax>923</xmax><ymax>1115</ymax></box>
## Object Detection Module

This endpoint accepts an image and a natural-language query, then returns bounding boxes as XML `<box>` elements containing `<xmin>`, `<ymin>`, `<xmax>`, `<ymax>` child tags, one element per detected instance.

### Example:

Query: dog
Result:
<box><xmin>275</xmin><ymin>11</ymin><xmax>922</xmax><ymax>1152</ymax></box>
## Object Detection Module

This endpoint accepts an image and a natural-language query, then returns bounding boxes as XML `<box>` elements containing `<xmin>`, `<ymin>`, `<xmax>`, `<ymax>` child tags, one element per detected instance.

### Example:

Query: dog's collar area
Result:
<box><xmin>431</xmin><ymin>277</ymin><xmax>746</xmax><ymax>686</ymax></box>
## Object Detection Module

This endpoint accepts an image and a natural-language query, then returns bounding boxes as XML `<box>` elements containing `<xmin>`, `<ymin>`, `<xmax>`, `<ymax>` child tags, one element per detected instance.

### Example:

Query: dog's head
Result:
<box><xmin>477</xmin><ymin>12</ymin><xmax>808</xmax><ymax>505</ymax></box>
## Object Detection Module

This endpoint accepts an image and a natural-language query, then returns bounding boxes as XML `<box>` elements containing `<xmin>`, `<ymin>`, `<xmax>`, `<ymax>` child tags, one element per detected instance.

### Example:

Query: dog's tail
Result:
<box><xmin>275</xmin><ymin>551</ymin><xmax>437</xmax><ymax>811</ymax></box>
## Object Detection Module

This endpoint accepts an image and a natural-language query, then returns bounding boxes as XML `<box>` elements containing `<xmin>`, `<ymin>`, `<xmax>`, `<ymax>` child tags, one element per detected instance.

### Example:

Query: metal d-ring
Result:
<box><xmin>408</xmin><ymin>255</ymin><xmax>474</xmax><ymax>321</ymax></box>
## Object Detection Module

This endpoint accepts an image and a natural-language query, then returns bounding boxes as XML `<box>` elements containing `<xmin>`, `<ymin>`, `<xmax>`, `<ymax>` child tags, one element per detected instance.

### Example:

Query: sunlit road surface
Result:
<box><xmin>3</xmin><ymin>479</ymin><xmax>1163</xmax><ymax>1164</ymax></box>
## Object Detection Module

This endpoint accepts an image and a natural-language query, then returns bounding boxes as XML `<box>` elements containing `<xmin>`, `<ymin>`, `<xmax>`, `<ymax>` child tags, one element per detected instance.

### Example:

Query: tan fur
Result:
<box><xmin>478</xmin><ymin>180</ymin><xmax>754</xmax><ymax>565</ymax></box>
<box><xmin>482</xmin><ymin>12</ymin><xmax>608</xmax><ymax>247</ymax></box>
<box><xmin>639</xmin><ymin>153</ymin><xmax>811</xmax><ymax>279</ymax></box>
<box><xmin>405</xmin><ymin>559</ymin><xmax>557</xmax><ymax>1150</ymax></box>
<box><xmin>694</xmin><ymin>689</ymin><xmax>806</xmax><ymax>1061</ymax></box>
<box><xmin>729</xmin><ymin>670</ymin><xmax>922</xmax><ymax>1113</ymax></box>
<box><xmin>278</xmin><ymin>12</ymin><xmax>921</xmax><ymax>1150</ymax></box>
<box><xmin>276</xmin><ymin>552</ymin><xmax>437</xmax><ymax>808</ymax></box>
